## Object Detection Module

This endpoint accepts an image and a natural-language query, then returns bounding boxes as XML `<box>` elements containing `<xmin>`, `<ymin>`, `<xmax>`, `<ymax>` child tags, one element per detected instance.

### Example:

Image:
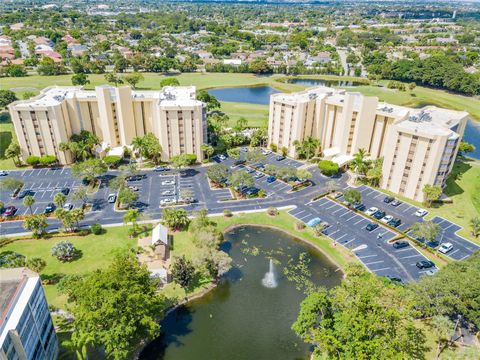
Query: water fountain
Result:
<box><xmin>262</xmin><ymin>259</ymin><xmax>278</xmax><ymax>288</ymax></box>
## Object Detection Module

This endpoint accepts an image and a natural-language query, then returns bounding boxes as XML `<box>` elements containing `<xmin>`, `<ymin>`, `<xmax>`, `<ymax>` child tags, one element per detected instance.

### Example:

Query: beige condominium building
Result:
<box><xmin>8</xmin><ymin>85</ymin><xmax>207</xmax><ymax>164</ymax></box>
<box><xmin>268</xmin><ymin>87</ymin><xmax>468</xmax><ymax>202</ymax></box>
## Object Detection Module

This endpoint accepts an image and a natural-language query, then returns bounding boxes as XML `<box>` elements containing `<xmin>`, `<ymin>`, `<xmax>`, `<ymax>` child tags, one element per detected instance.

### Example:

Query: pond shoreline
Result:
<box><xmin>135</xmin><ymin>222</ymin><xmax>345</xmax><ymax>359</ymax></box>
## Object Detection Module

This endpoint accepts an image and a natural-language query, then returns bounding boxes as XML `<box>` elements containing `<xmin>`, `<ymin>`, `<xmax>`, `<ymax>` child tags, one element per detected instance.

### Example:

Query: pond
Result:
<box><xmin>207</xmin><ymin>86</ymin><xmax>279</xmax><ymax>105</ymax></box>
<box><xmin>140</xmin><ymin>225</ymin><xmax>342</xmax><ymax>360</ymax></box>
<box><xmin>463</xmin><ymin>120</ymin><xmax>480</xmax><ymax>160</ymax></box>
<box><xmin>286</xmin><ymin>78</ymin><xmax>367</xmax><ymax>87</ymax></box>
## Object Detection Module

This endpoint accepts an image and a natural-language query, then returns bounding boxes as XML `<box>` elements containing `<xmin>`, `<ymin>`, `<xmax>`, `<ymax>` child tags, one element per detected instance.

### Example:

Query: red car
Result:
<box><xmin>4</xmin><ymin>206</ymin><xmax>17</xmax><ymax>217</ymax></box>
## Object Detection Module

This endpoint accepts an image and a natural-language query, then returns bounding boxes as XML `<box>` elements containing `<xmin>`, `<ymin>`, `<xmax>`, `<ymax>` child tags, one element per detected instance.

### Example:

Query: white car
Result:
<box><xmin>107</xmin><ymin>193</ymin><xmax>117</xmax><ymax>203</ymax></box>
<box><xmin>415</xmin><ymin>209</ymin><xmax>428</xmax><ymax>217</ymax></box>
<box><xmin>262</xmin><ymin>149</ymin><xmax>272</xmax><ymax>155</ymax></box>
<box><xmin>438</xmin><ymin>242</ymin><xmax>453</xmax><ymax>254</ymax></box>
<box><xmin>162</xmin><ymin>190</ymin><xmax>176</xmax><ymax>196</ymax></box>
<box><xmin>63</xmin><ymin>203</ymin><xmax>73</xmax><ymax>211</ymax></box>
<box><xmin>161</xmin><ymin>180</ymin><xmax>176</xmax><ymax>186</ymax></box>
<box><xmin>160</xmin><ymin>198</ymin><xmax>176</xmax><ymax>206</ymax></box>
<box><xmin>424</xmin><ymin>268</ymin><xmax>439</xmax><ymax>276</ymax></box>
<box><xmin>381</xmin><ymin>215</ymin><xmax>393</xmax><ymax>224</ymax></box>
<box><xmin>365</xmin><ymin>207</ymin><xmax>379</xmax><ymax>216</ymax></box>
<box><xmin>0</xmin><ymin>170</ymin><xmax>8</xmax><ymax>176</ymax></box>
<box><xmin>218</xmin><ymin>154</ymin><xmax>226</xmax><ymax>161</ymax></box>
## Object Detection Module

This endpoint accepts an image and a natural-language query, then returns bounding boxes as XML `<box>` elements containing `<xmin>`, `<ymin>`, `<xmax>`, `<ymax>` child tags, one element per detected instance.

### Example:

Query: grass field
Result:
<box><xmin>220</xmin><ymin>101</ymin><xmax>269</xmax><ymax>128</ymax></box>
<box><xmin>0</xmin><ymin>118</ymin><xmax>17</xmax><ymax>170</ymax></box>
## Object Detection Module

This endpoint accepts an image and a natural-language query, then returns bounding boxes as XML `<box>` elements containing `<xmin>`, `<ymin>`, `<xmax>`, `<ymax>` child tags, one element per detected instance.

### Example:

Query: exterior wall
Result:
<box><xmin>267</xmin><ymin>87</ymin><xmax>469</xmax><ymax>202</ymax></box>
<box><xmin>0</xmin><ymin>278</ymin><xmax>58</xmax><ymax>360</ymax></box>
<box><xmin>8</xmin><ymin>86</ymin><xmax>206</xmax><ymax>165</ymax></box>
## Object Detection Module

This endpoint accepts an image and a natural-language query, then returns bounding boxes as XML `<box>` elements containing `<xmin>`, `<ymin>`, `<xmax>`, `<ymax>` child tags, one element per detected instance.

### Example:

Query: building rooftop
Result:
<box><xmin>0</xmin><ymin>268</ymin><xmax>38</xmax><ymax>327</ymax></box>
<box><xmin>271</xmin><ymin>86</ymin><xmax>343</xmax><ymax>104</ymax></box>
<box><xmin>11</xmin><ymin>85</ymin><xmax>202</xmax><ymax>109</ymax></box>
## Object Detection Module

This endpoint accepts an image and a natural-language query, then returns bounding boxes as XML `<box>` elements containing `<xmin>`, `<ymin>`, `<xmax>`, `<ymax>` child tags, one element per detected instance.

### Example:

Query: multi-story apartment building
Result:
<box><xmin>268</xmin><ymin>87</ymin><xmax>468</xmax><ymax>202</ymax></box>
<box><xmin>0</xmin><ymin>268</ymin><xmax>58</xmax><ymax>360</ymax></box>
<box><xmin>8</xmin><ymin>85</ymin><xmax>207</xmax><ymax>164</ymax></box>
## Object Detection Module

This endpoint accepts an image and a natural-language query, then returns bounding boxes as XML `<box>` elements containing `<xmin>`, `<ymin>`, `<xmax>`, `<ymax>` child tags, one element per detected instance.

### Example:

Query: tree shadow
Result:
<box><xmin>40</xmin><ymin>272</ymin><xmax>66</xmax><ymax>285</ymax></box>
<box><xmin>0</xmin><ymin>131</ymin><xmax>13</xmax><ymax>158</ymax></box>
<box><xmin>443</xmin><ymin>161</ymin><xmax>472</xmax><ymax>197</ymax></box>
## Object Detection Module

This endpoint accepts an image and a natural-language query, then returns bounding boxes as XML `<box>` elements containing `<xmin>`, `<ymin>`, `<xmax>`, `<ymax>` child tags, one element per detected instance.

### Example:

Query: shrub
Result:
<box><xmin>26</xmin><ymin>155</ymin><xmax>40</xmax><ymax>166</ymax></box>
<box><xmin>223</xmin><ymin>209</ymin><xmax>233</xmax><ymax>217</ymax></box>
<box><xmin>295</xmin><ymin>221</ymin><xmax>306</xmax><ymax>230</ymax></box>
<box><xmin>318</xmin><ymin>160</ymin><xmax>339</xmax><ymax>176</ymax></box>
<box><xmin>39</xmin><ymin>155</ymin><xmax>57</xmax><ymax>165</ymax></box>
<box><xmin>270</xmin><ymin>143</ymin><xmax>278</xmax><ymax>152</ymax></box>
<box><xmin>51</xmin><ymin>241</ymin><xmax>77</xmax><ymax>262</ymax></box>
<box><xmin>184</xmin><ymin>153</ymin><xmax>197</xmax><ymax>165</ymax></box>
<box><xmin>90</xmin><ymin>223</ymin><xmax>103</xmax><ymax>235</ymax></box>
<box><xmin>267</xmin><ymin>207</ymin><xmax>278</xmax><ymax>216</ymax></box>
<box><xmin>103</xmin><ymin>155</ymin><xmax>122</xmax><ymax>167</ymax></box>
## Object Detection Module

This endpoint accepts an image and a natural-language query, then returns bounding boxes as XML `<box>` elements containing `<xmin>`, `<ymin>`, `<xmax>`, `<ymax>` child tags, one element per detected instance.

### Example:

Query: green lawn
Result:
<box><xmin>0</xmin><ymin>118</ymin><xmax>17</xmax><ymax>170</ymax></box>
<box><xmin>220</xmin><ymin>101</ymin><xmax>269</xmax><ymax>128</ymax></box>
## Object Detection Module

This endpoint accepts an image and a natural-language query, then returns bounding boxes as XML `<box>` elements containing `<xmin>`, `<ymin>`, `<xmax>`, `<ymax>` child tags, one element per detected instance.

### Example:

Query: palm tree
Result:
<box><xmin>123</xmin><ymin>209</ymin><xmax>140</xmax><ymax>235</ymax></box>
<box><xmin>293</xmin><ymin>137</ymin><xmax>321</xmax><ymax>161</ymax></box>
<box><xmin>54</xmin><ymin>193</ymin><xmax>67</xmax><ymax>208</ymax></box>
<box><xmin>201</xmin><ymin>144</ymin><xmax>214</xmax><ymax>161</ymax></box>
<box><xmin>350</xmin><ymin>148</ymin><xmax>369</xmax><ymax>175</ymax></box>
<box><xmin>23</xmin><ymin>195</ymin><xmax>35</xmax><ymax>215</ymax></box>
<box><xmin>131</xmin><ymin>136</ymin><xmax>144</xmax><ymax>158</ymax></box>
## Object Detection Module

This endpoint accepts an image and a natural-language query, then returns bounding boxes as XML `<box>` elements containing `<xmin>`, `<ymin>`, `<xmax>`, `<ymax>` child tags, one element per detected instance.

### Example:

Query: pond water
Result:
<box><xmin>286</xmin><ymin>78</ymin><xmax>367</xmax><ymax>87</ymax></box>
<box><xmin>463</xmin><ymin>120</ymin><xmax>480</xmax><ymax>160</ymax></box>
<box><xmin>207</xmin><ymin>86</ymin><xmax>279</xmax><ymax>105</ymax></box>
<box><xmin>140</xmin><ymin>225</ymin><xmax>342</xmax><ymax>360</ymax></box>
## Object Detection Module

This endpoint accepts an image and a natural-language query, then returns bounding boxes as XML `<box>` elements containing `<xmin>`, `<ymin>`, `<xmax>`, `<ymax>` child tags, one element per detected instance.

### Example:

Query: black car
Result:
<box><xmin>60</xmin><ymin>187</ymin><xmax>70</xmax><ymax>196</ymax></box>
<box><xmin>373</xmin><ymin>211</ymin><xmax>386</xmax><ymax>220</ymax></box>
<box><xmin>245</xmin><ymin>187</ymin><xmax>259</xmax><ymax>196</ymax></box>
<box><xmin>126</xmin><ymin>174</ymin><xmax>146</xmax><ymax>182</ymax></box>
<box><xmin>387</xmin><ymin>218</ymin><xmax>402</xmax><ymax>228</ymax></box>
<box><xmin>384</xmin><ymin>196</ymin><xmax>394</xmax><ymax>204</ymax></box>
<box><xmin>416</xmin><ymin>260</ymin><xmax>435</xmax><ymax>269</ymax></box>
<box><xmin>366</xmin><ymin>223</ymin><xmax>378</xmax><ymax>231</ymax></box>
<box><xmin>44</xmin><ymin>203</ymin><xmax>56</xmax><ymax>214</ymax></box>
<box><xmin>18</xmin><ymin>190</ymin><xmax>34</xmax><ymax>199</ymax></box>
<box><xmin>276</xmin><ymin>155</ymin><xmax>285</xmax><ymax>161</ymax></box>
<box><xmin>392</xmin><ymin>241</ymin><xmax>409</xmax><ymax>249</ymax></box>
<box><xmin>234</xmin><ymin>159</ymin><xmax>246</xmax><ymax>166</ymax></box>
<box><xmin>353</xmin><ymin>203</ymin><xmax>366</xmax><ymax>211</ymax></box>
<box><xmin>82</xmin><ymin>177</ymin><xmax>91</xmax><ymax>186</ymax></box>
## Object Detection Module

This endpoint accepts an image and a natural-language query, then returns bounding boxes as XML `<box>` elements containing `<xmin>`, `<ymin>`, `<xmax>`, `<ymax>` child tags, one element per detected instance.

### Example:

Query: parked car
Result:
<box><xmin>416</xmin><ymin>260</ymin><xmax>435</xmax><ymax>269</ymax></box>
<box><xmin>381</xmin><ymin>215</ymin><xmax>393</xmax><ymax>224</ymax></box>
<box><xmin>154</xmin><ymin>166</ymin><xmax>169</xmax><ymax>172</ymax></box>
<box><xmin>161</xmin><ymin>180</ymin><xmax>176</xmax><ymax>186</ymax></box>
<box><xmin>391</xmin><ymin>199</ymin><xmax>402</xmax><ymax>207</ymax></box>
<box><xmin>254</xmin><ymin>172</ymin><xmax>264</xmax><ymax>179</ymax></box>
<box><xmin>127</xmin><ymin>174</ymin><xmax>146</xmax><ymax>182</ymax></box>
<box><xmin>266</xmin><ymin>176</ymin><xmax>276</xmax><ymax>183</ymax></box>
<box><xmin>365</xmin><ymin>207</ymin><xmax>378</xmax><ymax>216</ymax></box>
<box><xmin>332</xmin><ymin>191</ymin><xmax>343</xmax><ymax>199</ymax></box>
<box><xmin>415</xmin><ymin>209</ymin><xmax>428</xmax><ymax>217</ymax></box>
<box><xmin>60</xmin><ymin>187</ymin><xmax>70</xmax><ymax>196</ymax></box>
<box><xmin>384</xmin><ymin>196</ymin><xmax>394</xmax><ymax>204</ymax></box>
<box><xmin>246</xmin><ymin>167</ymin><xmax>255</xmax><ymax>174</ymax></box>
<box><xmin>18</xmin><ymin>190</ymin><xmax>35</xmax><ymax>199</ymax></box>
<box><xmin>438</xmin><ymin>242</ymin><xmax>453</xmax><ymax>254</ymax></box>
<box><xmin>63</xmin><ymin>203</ymin><xmax>73</xmax><ymax>211</ymax></box>
<box><xmin>262</xmin><ymin>149</ymin><xmax>272</xmax><ymax>155</ymax></box>
<box><xmin>128</xmin><ymin>185</ymin><xmax>140</xmax><ymax>192</ymax></box>
<box><xmin>107</xmin><ymin>194</ymin><xmax>117</xmax><ymax>203</ymax></box>
<box><xmin>160</xmin><ymin>198</ymin><xmax>176</xmax><ymax>206</ymax></box>
<box><xmin>161</xmin><ymin>190</ymin><xmax>175</xmax><ymax>196</ymax></box>
<box><xmin>245</xmin><ymin>187</ymin><xmax>259</xmax><ymax>196</ymax></box>
<box><xmin>218</xmin><ymin>154</ymin><xmax>227</xmax><ymax>161</ymax></box>
<box><xmin>276</xmin><ymin>155</ymin><xmax>285</xmax><ymax>161</ymax></box>
<box><xmin>366</xmin><ymin>223</ymin><xmax>378</xmax><ymax>231</ymax></box>
<box><xmin>387</xmin><ymin>218</ymin><xmax>402</xmax><ymax>228</ymax></box>
<box><xmin>44</xmin><ymin>203</ymin><xmax>56</xmax><ymax>214</ymax></box>
<box><xmin>392</xmin><ymin>241</ymin><xmax>409</xmax><ymax>249</ymax></box>
<box><xmin>4</xmin><ymin>206</ymin><xmax>17</xmax><ymax>217</ymax></box>
<box><xmin>82</xmin><ymin>177</ymin><xmax>91</xmax><ymax>186</ymax></box>
<box><xmin>0</xmin><ymin>170</ymin><xmax>8</xmax><ymax>176</ymax></box>
<box><xmin>234</xmin><ymin>159</ymin><xmax>246</xmax><ymax>166</ymax></box>
<box><xmin>373</xmin><ymin>211</ymin><xmax>386</xmax><ymax>220</ymax></box>
<box><xmin>353</xmin><ymin>203</ymin><xmax>366</xmax><ymax>211</ymax></box>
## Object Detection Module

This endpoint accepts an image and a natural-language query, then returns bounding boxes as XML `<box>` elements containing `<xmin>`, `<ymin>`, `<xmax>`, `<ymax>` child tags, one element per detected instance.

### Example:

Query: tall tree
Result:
<box><xmin>200</xmin><ymin>144</ymin><xmax>214</xmax><ymax>161</ymax></box>
<box><xmin>411</xmin><ymin>221</ymin><xmax>441</xmax><ymax>243</ymax></box>
<box><xmin>23</xmin><ymin>214</ymin><xmax>48</xmax><ymax>238</ymax></box>
<box><xmin>422</xmin><ymin>184</ymin><xmax>442</xmax><ymax>207</ymax></box>
<box><xmin>162</xmin><ymin>208</ymin><xmax>189</xmax><ymax>231</ymax></box>
<box><xmin>292</xmin><ymin>264</ymin><xmax>428</xmax><ymax>359</ymax></box>
<box><xmin>293</xmin><ymin>137</ymin><xmax>321</xmax><ymax>161</ymax></box>
<box><xmin>22</xmin><ymin>195</ymin><xmax>35</xmax><ymax>215</ymax></box>
<box><xmin>5</xmin><ymin>142</ymin><xmax>22</xmax><ymax>166</ymax></box>
<box><xmin>59</xmin><ymin>252</ymin><xmax>165</xmax><ymax>359</ymax></box>
<box><xmin>72</xmin><ymin>158</ymin><xmax>108</xmax><ymax>183</ymax></box>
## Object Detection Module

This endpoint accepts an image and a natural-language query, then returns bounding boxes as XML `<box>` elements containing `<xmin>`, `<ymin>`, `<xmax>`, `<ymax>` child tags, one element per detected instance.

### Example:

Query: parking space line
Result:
<box><xmin>400</xmin><ymin>254</ymin><xmax>423</xmax><ymax>259</ymax></box>
<box><xmin>345</xmin><ymin>214</ymin><xmax>357</xmax><ymax>221</ymax></box>
<box><xmin>359</xmin><ymin>254</ymin><xmax>377</xmax><ymax>259</ymax></box>
<box><xmin>354</xmin><ymin>219</ymin><xmax>364</xmax><ymax>225</ymax></box>
<box><xmin>343</xmin><ymin>238</ymin><xmax>356</xmax><ymax>246</ymax></box>
<box><xmin>364</xmin><ymin>260</ymin><xmax>384</xmax><ymax>266</ymax></box>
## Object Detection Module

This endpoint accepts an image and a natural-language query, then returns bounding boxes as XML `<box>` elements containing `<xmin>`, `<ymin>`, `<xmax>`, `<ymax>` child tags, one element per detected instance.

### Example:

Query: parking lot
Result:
<box><xmin>355</xmin><ymin>185</ymin><xmax>426</xmax><ymax>231</ymax></box>
<box><xmin>289</xmin><ymin>197</ymin><xmax>434</xmax><ymax>282</ymax></box>
<box><xmin>430</xmin><ymin>217</ymin><xmax>480</xmax><ymax>260</ymax></box>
